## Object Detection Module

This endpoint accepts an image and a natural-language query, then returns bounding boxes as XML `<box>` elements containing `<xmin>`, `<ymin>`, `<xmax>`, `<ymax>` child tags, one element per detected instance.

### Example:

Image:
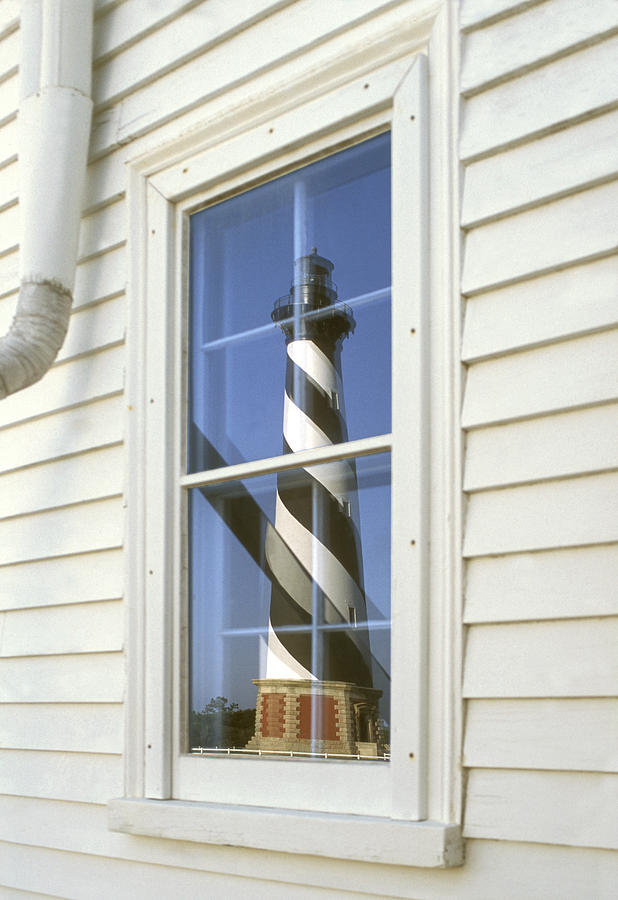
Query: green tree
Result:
<box><xmin>191</xmin><ymin>696</ymin><xmax>255</xmax><ymax>749</ymax></box>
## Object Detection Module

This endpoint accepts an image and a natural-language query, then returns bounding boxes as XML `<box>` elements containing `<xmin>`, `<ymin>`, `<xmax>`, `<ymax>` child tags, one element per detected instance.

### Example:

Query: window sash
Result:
<box><xmin>165</xmin><ymin>56</ymin><xmax>429</xmax><ymax>818</ymax></box>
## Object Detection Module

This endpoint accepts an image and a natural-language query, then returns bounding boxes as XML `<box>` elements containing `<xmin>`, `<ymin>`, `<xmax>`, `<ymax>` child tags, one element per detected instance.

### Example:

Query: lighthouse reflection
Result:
<box><xmin>188</xmin><ymin>453</ymin><xmax>391</xmax><ymax>759</ymax></box>
<box><xmin>187</xmin><ymin>131</ymin><xmax>391</xmax><ymax>760</ymax></box>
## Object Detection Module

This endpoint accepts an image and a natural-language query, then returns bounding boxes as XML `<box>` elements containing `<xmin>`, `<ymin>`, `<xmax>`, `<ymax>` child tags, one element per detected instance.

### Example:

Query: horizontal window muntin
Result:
<box><xmin>198</xmin><ymin>287</ymin><xmax>391</xmax><ymax>354</ymax></box>
<box><xmin>180</xmin><ymin>433</ymin><xmax>391</xmax><ymax>490</ymax></box>
<box><xmin>216</xmin><ymin>621</ymin><xmax>390</xmax><ymax>637</ymax></box>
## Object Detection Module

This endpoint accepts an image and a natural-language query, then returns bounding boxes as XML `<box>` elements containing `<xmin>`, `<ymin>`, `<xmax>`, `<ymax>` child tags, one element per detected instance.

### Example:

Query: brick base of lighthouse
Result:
<box><xmin>246</xmin><ymin>679</ymin><xmax>384</xmax><ymax>757</ymax></box>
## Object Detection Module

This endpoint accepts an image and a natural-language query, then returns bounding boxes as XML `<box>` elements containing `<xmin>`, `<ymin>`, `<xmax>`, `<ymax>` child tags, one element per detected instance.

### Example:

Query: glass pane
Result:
<box><xmin>188</xmin><ymin>132</ymin><xmax>391</xmax><ymax>473</ymax></box>
<box><xmin>189</xmin><ymin>452</ymin><xmax>390</xmax><ymax>760</ymax></box>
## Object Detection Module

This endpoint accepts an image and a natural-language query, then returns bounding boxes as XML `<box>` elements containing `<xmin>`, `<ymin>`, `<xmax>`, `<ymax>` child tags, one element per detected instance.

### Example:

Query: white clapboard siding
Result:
<box><xmin>0</xmin><ymin>703</ymin><xmax>123</xmax><ymax>754</ymax></box>
<box><xmin>74</xmin><ymin>245</ymin><xmax>127</xmax><ymax>309</ymax></box>
<box><xmin>465</xmin><ymin>769</ymin><xmax>618</xmax><ymax>850</ymax></box>
<box><xmin>462</xmin><ymin>180</ymin><xmax>618</xmax><ymax>295</ymax></box>
<box><xmin>0</xmin><ymin>344</ymin><xmax>124</xmax><ymax>428</ymax></box>
<box><xmin>56</xmin><ymin>294</ymin><xmax>125</xmax><ymax>363</ymax></box>
<box><xmin>0</xmin><ymin>889</ymin><xmax>61</xmax><ymax>900</ymax></box>
<box><xmin>461</xmin><ymin>256</ymin><xmax>618</xmax><ymax>361</ymax></box>
<box><xmin>0</xmin><ymin>1</ymin><xmax>19</xmax><ymax>36</ymax></box>
<box><xmin>0</xmin><ymin>242</ymin><xmax>127</xmax><ymax>311</ymax></box>
<box><xmin>93</xmin><ymin>0</ymin><xmax>298</xmax><ymax>109</ymax></box>
<box><xmin>0</xmin><ymin>199</ymin><xmax>126</xmax><ymax>270</ymax></box>
<box><xmin>0</xmin><ymin>443</ymin><xmax>123</xmax><ymax>518</ymax></box>
<box><xmin>0</xmin><ymin>249</ymin><xmax>18</xmax><ymax>297</ymax></box>
<box><xmin>461</xmin><ymin>0</ymin><xmax>618</xmax><ymax>95</ymax></box>
<box><xmin>464</xmin><ymin>403</ymin><xmax>618</xmax><ymax>491</ymax></box>
<box><xmin>462</xmin><ymin>330</ymin><xmax>618</xmax><ymax>428</ymax></box>
<box><xmin>0</xmin><ymin>842</ymin><xmax>396</xmax><ymax>900</ymax></box>
<box><xmin>0</xmin><ymin>200</ymin><xmax>17</xmax><ymax>252</ymax></box>
<box><xmin>462</xmin><ymin>110</ymin><xmax>618</xmax><ymax>227</ymax></box>
<box><xmin>89</xmin><ymin>0</ymin><xmax>429</xmax><ymax>154</ymax></box>
<box><xmin>0</xmin><ymin>548</ymin><xmax>123</xmax><ymax>612</ymax></box>
<box><xmin>0</xmin><ymin>652</ymin><xmax>123</xmax><ymax>703</ymax></box>
<box><xmin>0</xmin><ymin>496</ymin><xmax>123</xmax><ymax>566</ymax></box>
<box><xmin>77</xmin><ymin>199</ymin><xmax>126</xmax><ymax>261</ymax></box>
<box><xmin>0</xmin><ymin>159</ymin><xmax>16</xmax><ymax>209</ymax></box>
<box><xmin>0</xmin><ymin>395</ymin><xmax>124</xmax><ymax>474</ymax></box>
<box><xmin>0</xmin><ymin>750</ymin><xmax>123</xmax><ymax>803</ymax></box>
<box><xmin>0</xmin><ymin>26</ymin><xmax>18</xmax><ymax>80</ymax></box>
<box><xmin>83</xmin><ymin>147</ymin><xmax>127</xmax><ymax>214</ymax></box>
<box><xmin>461</xmin><ymin>35</ymin><xmax>618</xmax><ymax>161</ymax></box>
<box><xmin>463</xmin><ymin>618</ymin><xmax>618</xmax><ymax>698</ymax></box>
<box><xmin>1</xmin><ymin>803</ymin><xmax>617</xmax><ymax>900</ymax></box>
<box><xmin>464</xmin><ymin>472</ymin><xmax>618</xmax><ymax>557</ymax></box>
<box><xmin>0</xmin><ymin>117</ymin><xmax>16</xmax><ymax>167</ymax></box>
<box><xmin>94</xmin><ymin>0</ymin><xmax>205</xmax><ymax>63</ymax></box>
<box><xmin>0</xmin><ymin>73</ymin><xmax>17</xmax><ymax>128</ymax></box>
<box><xmin>464</xmin><ymin>698</ymin><xmax>618</xmax><ymax>772</ymax></box>
<box><xmin>465</xmin><ymin>544</ymin><xmax>618</xmax><ymax>623</ymax></box>
<box><xmin>0</xmin><ymin>888</ymin><xmax>61</xmax><ymax>900</ymax></box>
<box><xmin>0</xmin><ymin>600</ymin><xmax>122</xmax><ymax>657</ymax></box>
<box><xmin>460</xmin><ymin>0</ymin><xmax>543</xmax><ymax>31</ymax></box>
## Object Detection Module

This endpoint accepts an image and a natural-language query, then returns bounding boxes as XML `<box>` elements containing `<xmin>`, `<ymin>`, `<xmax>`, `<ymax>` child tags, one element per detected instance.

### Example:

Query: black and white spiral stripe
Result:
<box><xmin>265</xmin><ymin>336</ymin><xmax>372</xmax><ymax>687</ymax></box>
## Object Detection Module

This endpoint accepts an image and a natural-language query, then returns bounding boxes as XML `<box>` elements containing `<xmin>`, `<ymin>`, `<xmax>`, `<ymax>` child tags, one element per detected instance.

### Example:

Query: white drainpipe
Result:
<box><xmin>0</xmin><ymin>0</ymin><xmax>93</xmax><ymax>399</ymax></box>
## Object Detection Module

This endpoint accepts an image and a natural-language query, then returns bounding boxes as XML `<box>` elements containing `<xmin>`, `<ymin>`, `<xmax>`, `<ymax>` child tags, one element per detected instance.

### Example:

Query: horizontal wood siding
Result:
<box><xmin>1</xmin><ymin>0</ymin><xmax>617</xmax><ymax>897</ymax></box>
<box><xmin>460</xmin><ymin>0</ymin><xmax>618</xmax><ymax>873</ymax></box>
<box><xmin>465</xmin><ymin>770</ymin><xmax>618</xmax><ymax>849</ymax></box>
<box><xmin>1</xmin><ymin>703</ymin><xmax>123</xmax><ymax>754</ymax></box>
<box><xmin>0</xmin><ymin>6</ymin><xmax>129</xmax><ymax>890</ymax></box>
<box><xmin>460</xmin><ymin>34</ymin><xmax>618</xmax><ymax>160</ymax></box>
<box><xmin>0</xmin><ymin>600</ymin><xmax>123</xmax><ymax>657</ymax></box>
<box><xmin>461</xmin><ymin>256</ymin><xmax>618</xmax><ymax>362</ymax></box>
<box><xmin>465</xmin><ymin>543</ymin><xmax>618</xmax><ymax>622</ymax></box>
<box><xmin>0</xmin><ymin>751</ymin><xmax>124</xmax><ymax>803</ymax></box>
<box><xmin>0</xmin><ymin>653</ymin><xmax>124</xmax><ymax>703</ymax></box>
<box><xmin>464</xmin><ymin>698</ymin><xmax>618</xmax><ymax>772</ymax></box>
<box><xmin>463</xmin><ymin>403</ymin><xmax>618</xmax><ymax>491</ymax></box>
<box><xmin>463</xmin><ymin>619</ymin><xmax>618</xmax><ymax>698</ymax></box>
<box><xmin>2</xmin><ymin>800</ymin><xmax>618</xmax><ymax>899</ymax></box>
<box><xmin>0</xmin><ymin>395</ymin><xmax>124</xmax><ymax>474</ymax></box>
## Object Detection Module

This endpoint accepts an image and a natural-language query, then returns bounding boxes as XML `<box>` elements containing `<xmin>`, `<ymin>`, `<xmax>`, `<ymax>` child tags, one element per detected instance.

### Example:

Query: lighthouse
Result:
<box><xmin>247</xmin><ymin>249</ymin><xmax>383</xmax><ymax>758</ymax></box>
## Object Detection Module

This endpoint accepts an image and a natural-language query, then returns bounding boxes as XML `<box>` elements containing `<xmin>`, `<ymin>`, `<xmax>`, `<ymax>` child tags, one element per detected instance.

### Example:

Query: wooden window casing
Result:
<box><xmin>110</xmin><ymin>0</ymin><xmax>463</xmax><ymax>868</ymax></box>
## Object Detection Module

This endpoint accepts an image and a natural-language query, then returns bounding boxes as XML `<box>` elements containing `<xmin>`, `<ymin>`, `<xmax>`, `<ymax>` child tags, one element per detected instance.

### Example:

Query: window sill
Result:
<box><xmin>107</xmin><ymin>797</ymin><xmax>463</xmax><ymax>868</ymax></box>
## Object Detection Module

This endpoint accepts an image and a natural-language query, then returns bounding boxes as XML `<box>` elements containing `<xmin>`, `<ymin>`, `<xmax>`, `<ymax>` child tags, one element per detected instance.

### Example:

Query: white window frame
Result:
<box><xmin>109</xmin><ymin>1</ymin><xmax>462</xmax><ymax>869</ymax></box>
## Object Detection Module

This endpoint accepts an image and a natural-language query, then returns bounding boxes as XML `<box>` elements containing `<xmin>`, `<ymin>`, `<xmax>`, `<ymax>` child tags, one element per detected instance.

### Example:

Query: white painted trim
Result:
<box><xmin>390</xmin><ymin>52</ymin><xmax>430</xmax><ymax>820</ymax></box>
<box><xmin>108</xmin><ymin>797</ymin><xmax>463</xmax><ymax>868</ymax></box>
<box><xmin>117</xmin><ymin>0</ymin><xmax>462</xmax><ymax>864</ymax></box>
<box><xmin>180</xmin><ymin>434</ymin><xmax>392</xmax><ymax>489</ymax></box>
<box><xmin>143</xmin><ymin>183</ymin><xmax>175</xmax><ymax>799</ymax></box>
<box><xmin>426</xmin><ymin>0</ymin><xmax>464</xmax><ymax>827</ymax></box>
<box><xmin>149</xmin><ymin>56</ymin><xmax>410</xmax><ymax>202</ymax></box>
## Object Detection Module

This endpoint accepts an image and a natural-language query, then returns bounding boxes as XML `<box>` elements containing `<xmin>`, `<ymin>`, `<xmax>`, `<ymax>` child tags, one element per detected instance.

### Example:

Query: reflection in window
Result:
<box><xmin>188</xmin><ymin>133</ymin><xmax>391</xmax><ymax>470</ymax></box>
<box><xmin>188</xmin><ymin>134</ymin><xmax>391</xmax><ymax>760</ymax></box>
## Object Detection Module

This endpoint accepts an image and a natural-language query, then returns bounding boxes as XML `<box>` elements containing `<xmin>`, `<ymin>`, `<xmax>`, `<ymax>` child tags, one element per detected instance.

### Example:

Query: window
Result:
<box><xmin>187</xmin><ymin>133</ymin><xmax>392</xmax><ymax>765</ymax></box>
<box><xmin>111</xmin><ymin>17</ymin><xmax>462</xmax><ymax>868</ymax></box>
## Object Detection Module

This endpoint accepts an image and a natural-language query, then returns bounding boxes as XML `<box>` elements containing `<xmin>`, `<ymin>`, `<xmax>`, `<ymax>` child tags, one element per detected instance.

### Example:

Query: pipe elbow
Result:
<box><xmin>0</xmin><ymin>281</ymin><xmax>72</xmax><ymax>399</ymax></box>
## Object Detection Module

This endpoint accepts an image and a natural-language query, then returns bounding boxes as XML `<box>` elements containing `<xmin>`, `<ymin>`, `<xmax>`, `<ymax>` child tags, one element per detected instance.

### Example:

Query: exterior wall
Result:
<box><xmin>459</xmin><ymin>0</ymin><xmax>618</xmax><ymax>862</ymax></box>
<box><xmin>0</xmin><ymin>0</ymin><xmax>616</xmax><ymax>897</ymax></box>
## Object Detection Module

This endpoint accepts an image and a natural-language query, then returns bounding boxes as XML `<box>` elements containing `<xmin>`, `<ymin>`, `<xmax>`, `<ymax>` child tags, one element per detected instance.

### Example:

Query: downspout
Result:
<box><xmin>0</xmin><ymin>0</ymin><xmax>93</xmax><ymax>399</ymax></box>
